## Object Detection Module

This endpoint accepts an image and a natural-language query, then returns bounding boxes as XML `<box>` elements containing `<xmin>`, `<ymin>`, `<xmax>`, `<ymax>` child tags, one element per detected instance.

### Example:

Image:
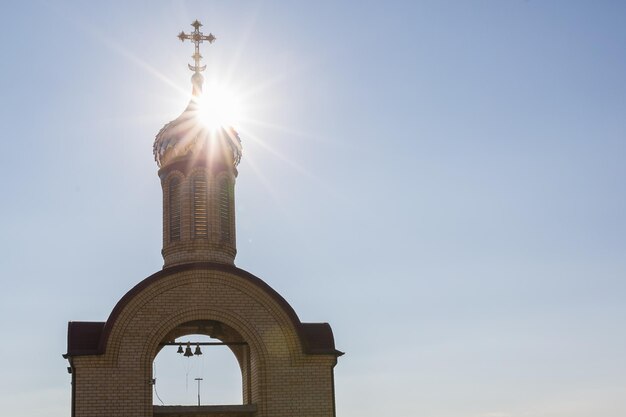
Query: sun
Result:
<box><xmin>196</xmin><ymin>81</ymin><xmax>244</xmax><ymax>132</ymax></box>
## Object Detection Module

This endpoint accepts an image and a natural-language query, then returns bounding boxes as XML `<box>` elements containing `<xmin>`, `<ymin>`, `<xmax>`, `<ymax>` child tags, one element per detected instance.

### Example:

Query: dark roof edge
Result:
<box><xmin>65</xmin><ymin>263</ymin><xmax>341</xmax><ymax>357</ymax></box>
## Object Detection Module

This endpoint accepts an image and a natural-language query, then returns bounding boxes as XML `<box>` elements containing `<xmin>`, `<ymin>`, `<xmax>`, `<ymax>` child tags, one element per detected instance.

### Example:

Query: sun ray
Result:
<box><xmin>49</xmin><ymin>2</ymin><xmax>191</xmax><ymax>103</ymax></box>
<box><xmin>51</xmin><ymin>4</ymin><xmax>344</xmax><ymax>204</ymax></box>
<box><xmin>240</xmin><ymin>151</ymin><xmax>292</xmax><ymax>221</ymax></box>
<box><xmin>224</xmin><ymin>5</ymin><xmax>263</xmax><ymax>84</ymax></box>
<box><xmin>240</xmin><ymin>118</ymin><xmax>321</xmax><ymax>142</ymax></box>
<box><xmin>240</xmin><ymin>125</ymin><xmax>348</xmax><ymax>202</ymax></box>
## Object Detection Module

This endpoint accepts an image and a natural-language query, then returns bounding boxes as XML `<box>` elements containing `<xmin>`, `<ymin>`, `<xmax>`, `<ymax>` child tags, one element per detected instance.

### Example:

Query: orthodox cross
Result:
<box><xmin>178</xmin><ymin>20</ymin><xmax>216</xmax><ymax>74</ymax></box>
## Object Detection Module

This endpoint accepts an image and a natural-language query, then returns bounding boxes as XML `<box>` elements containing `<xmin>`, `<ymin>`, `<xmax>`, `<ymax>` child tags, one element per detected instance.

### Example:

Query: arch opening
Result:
<box><xmin>152</xmin><ymin>320</ymin><xmax>250</xmax><ymax>407</ymax></box>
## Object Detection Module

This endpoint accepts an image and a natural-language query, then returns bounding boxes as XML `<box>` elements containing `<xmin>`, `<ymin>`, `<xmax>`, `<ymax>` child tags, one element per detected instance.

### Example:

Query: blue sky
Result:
<box><xmin>1</xmin><ymin>1</ymin><xmax>625</xmax><ymax>416</ymax></box>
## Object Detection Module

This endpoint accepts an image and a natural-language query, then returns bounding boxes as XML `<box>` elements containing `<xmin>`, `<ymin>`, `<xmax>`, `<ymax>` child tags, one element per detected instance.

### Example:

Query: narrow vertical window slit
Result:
<box><xmin>169</xmin><ymin>177</ymin><xmax>181</xmax><ymax>242</ymax></box>
<box><xmin>193</xmin><ymin>175</ymin><xmax>208</xmax><ymax>238</ymax></box>
<box><xmin>219</xmin><ymin>178</ymin><xmax>232</xmax><ymax>242</ymax></box>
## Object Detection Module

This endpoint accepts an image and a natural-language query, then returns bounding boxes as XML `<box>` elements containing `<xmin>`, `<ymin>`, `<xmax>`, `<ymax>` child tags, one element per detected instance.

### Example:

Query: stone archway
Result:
<box><xmin>151</xmin><ymin>320</ymin><xmax>253</xmax><ymax>406</ymax></box>
<box><xmin>150</xmin><ymin>320</ymin><xmax>255</xmax><ymax>415</ymax></box>
<box><xmin>67</xmin><ymin>264</ymin><xmax>341</xmax><ymax>417</ymax></box>
<box><xmin>153</xmin><ymin>320</ymin><xmax>247</xmax><ymax>404</ymax></box>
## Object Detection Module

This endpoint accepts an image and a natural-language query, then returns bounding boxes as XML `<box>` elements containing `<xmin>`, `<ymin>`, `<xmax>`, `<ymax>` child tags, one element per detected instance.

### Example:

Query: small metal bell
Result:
<box><xmin>184</xmin><ymin>342</ymin><xmax>193</xmax><ymax>357</ymax></box>
<box><xmin>194</xmin><ymin>344</ymin><xmax>202</xmax><ymax>356</ymax></box>
<box><xmin>177</xmin><ymin>344</ymin><xmax>184</xmax><ymax>354</ymax></box>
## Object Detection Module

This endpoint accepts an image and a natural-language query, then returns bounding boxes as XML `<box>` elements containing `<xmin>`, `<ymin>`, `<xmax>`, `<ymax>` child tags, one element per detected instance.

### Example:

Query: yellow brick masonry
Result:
<box><xmin>160</xmin><ymin>165</ymin><xmax>237</xmax><ymax>267</ymax></box>
<box><xmin>72</xmin><ymin>268</ymin><xmax>337</xmax><ymax>417</ymax></box>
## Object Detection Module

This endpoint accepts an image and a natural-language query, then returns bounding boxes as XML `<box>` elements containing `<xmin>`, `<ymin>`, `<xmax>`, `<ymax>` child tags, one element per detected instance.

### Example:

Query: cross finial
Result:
<box><xmin>178</xmin><ymin>20</ymin><xmax>216</xmax><ymax>74</ymax></box>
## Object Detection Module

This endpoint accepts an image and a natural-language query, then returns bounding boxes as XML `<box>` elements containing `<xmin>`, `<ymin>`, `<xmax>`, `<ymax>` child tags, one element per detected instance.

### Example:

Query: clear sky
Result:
<box><xmin>1</xmin><ymin>1</ymin><xmax>625</xmax><ymax>416</ymax></box>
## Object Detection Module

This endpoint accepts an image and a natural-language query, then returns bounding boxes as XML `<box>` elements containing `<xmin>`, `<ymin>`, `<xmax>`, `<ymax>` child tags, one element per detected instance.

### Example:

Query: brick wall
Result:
<box><xmin>72</xmin><ymin>267</ymin><xmax>338</xmax><ymax>417</ymax></box>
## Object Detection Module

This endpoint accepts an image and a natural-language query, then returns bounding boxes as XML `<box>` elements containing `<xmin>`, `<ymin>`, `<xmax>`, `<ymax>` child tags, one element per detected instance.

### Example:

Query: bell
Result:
<box><xmin>177</xmin><ymin>344</ymin><xmax>184</xmax><ymax>354</ymax></box>
<box><xmin>194</xmin><ymin>344</ymin><xmax>203</xmax><ymax>355</ymax></box>
<box><xmin>184</xmin><ymin>342</ymin><xmax>193</xmax><ymax>357</ymax></box>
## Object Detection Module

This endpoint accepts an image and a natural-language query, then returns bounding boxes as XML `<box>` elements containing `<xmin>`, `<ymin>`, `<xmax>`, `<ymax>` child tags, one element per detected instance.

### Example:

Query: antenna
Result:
<box><xmin>194</xmin><ymin>377</ymin><xmax>203</xmax><ymax>406</ymax></box>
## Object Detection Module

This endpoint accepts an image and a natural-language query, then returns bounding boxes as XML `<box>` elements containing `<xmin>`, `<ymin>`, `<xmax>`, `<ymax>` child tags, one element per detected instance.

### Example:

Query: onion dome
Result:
<box><xmin>153</xmin><ymin>73</ymin><xmax>242</xmax><ymax>168</ymax></box>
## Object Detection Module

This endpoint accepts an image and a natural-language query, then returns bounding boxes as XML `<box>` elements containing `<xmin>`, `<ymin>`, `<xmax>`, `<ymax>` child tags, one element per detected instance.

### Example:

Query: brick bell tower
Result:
<box><xmin>154</xmin><ymin>70</ymin><xmax>241</xmax><ymax>267</ymax></box>
<box><xmin>64</xmin><ymin>20</ymin><xmax>342</xmax><ymax>417</ymax></box>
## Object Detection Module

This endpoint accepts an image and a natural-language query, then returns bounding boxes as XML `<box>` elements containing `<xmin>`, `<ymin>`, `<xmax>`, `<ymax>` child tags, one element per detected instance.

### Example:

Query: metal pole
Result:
<box><xmin>194</xmin><ymin>378</ymin><xmax>203</xmax><ymax>406</ymax></box>
<box><xmin>160</xmin><ymin>341</ymin><xmax>248</xmax><ymax>346</ymax></box>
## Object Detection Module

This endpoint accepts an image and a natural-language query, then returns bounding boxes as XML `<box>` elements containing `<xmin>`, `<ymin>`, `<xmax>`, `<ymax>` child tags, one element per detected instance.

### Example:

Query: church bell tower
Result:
<box><xmin>154</xmin><ymin>21</ymin><xmax>241</xmax><ymax>266</ymax></box>
<box><xmin>65</xmin><ymin>20</ymin><xmax>342</xmax><ymax>417</ymax></box>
